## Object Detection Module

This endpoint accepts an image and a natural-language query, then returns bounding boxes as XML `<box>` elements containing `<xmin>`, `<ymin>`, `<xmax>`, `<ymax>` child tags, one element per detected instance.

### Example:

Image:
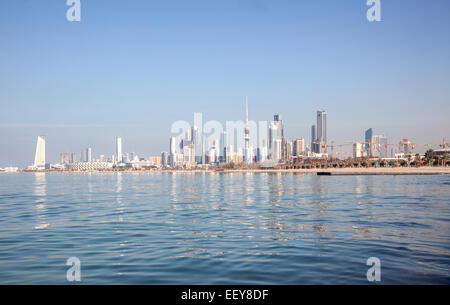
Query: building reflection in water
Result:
<box><xmin>115</xmin><ymin>173</ymin><xmax>125</xmax><ymax>222</ymax></box>
<box><xmin>33</xmin><ymin>172</ymin><xmax>49</xmax><ymax>230</ymax></box>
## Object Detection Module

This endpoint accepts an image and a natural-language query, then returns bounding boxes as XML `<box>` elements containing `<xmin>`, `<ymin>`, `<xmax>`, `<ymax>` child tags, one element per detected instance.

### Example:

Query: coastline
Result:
<box><xmin>3</xmin><ymin>166</ymin><xmax>450</xmax><ymax>175</ymax></box>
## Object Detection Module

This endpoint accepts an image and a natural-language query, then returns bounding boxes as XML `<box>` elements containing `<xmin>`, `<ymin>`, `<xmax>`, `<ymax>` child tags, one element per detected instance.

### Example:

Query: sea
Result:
<box><xmin>0</xmin><ymin>172</ymin><xmax>449</xmax><ymax>284</ymax></box>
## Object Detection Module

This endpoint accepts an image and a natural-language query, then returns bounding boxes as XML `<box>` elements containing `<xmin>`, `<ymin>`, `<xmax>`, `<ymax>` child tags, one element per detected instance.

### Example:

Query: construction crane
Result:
<box><xmin>312</xmin><ymin>141</ymin><xmax>351</xmax><ymax>158</ymax></box>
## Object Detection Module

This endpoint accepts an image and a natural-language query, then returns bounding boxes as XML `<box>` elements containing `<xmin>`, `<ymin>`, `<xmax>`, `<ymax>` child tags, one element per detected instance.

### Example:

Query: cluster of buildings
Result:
<box><xmin>9</xmin><ymin>99</ymin><xmax>445</xmax><ymax>172</ymax></box>
<box><xmin>351</xmin><ymin>128</ymin><xmax>415</xmax><ymax>159</ymax></box>
<box><xmin>163</xmin><ymin>102</ymin><xmax>328</xmax><ymax>168</ymax></box>
<box><xmin>26</xmin><ymin>136</ymin><xmax>162</xmax><ymax>171</ymax></box>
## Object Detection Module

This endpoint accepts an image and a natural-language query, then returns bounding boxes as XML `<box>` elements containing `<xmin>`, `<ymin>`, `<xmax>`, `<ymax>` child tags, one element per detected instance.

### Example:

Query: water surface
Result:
<box><xmin>0</xmin><ymin>172</ymin><xmax>449</xmax><ymax>284</ymax></box>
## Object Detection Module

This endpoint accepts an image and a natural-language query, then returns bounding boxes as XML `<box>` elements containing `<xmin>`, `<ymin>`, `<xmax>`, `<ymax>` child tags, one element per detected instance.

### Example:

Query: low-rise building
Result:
<box><xmin>68</xmin><ymin>162</ymin><xmax>113</xmax><ymax>171</ymax></box>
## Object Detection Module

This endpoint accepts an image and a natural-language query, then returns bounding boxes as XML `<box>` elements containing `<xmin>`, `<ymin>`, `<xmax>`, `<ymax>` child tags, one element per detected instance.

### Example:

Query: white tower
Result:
<box><xmin>33</xmin><ymin>136</ymin><xmax>46</xmax><ymax>168</ymax></box>
<box><xmin>116</xmin><ymin>136</ymin><xmax>122</xmax><ymax>164</ymax></box>
<box><xmin>244</xmin><ymin>96</ymin><xmax>254</xmax><ymax>163</ymax></box>
<box><xmin>245</xmin><ymin>96</ymin><xmax>250</xmax><ymax>149</ymax></box>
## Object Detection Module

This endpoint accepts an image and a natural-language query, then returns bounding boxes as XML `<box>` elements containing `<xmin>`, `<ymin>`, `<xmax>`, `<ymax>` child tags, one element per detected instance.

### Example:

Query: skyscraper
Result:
<box><xmin>273</xmin><ymin>114</ymin><xmax>284</xmax><ymax>139</ymax></box>
<box><xmin>191</xmin><ymin>125</ymin><xmax>203</xmax><ymax>164</ymax></box>
<box><xmin>161</xmin><ymin>151</ymin><xmax>168</xmax><ymax>167</ymax></box>
<box><xmin>317</xmin><ymin>110</ymin><xmax>327</xmax><ymax>153</ymax></box>
<box><xmin>353</xmin><ymin>142</ymin><xmax>364</xmax><ymax>158</ymax></box>
<box><xmin>273</xmin><ymin>114</ymin><xmax>285</xmax><ymax>159</ymax></box>
<box><xmin>169</xmin><ymin>136</ymin><xmax>176</xmax><ymax>155</ymax></box>
<box><xmin>373</xmin><ymin>135</ymin><xmax>388</xmax><ymax>158</ymax></box>
<box><xmin>293</xmin><ymin>138</ymin><xmax>305</xmax><ymax>157</ymax></box>
<box><xmin>220</xmin><ymin>131</ymin><xmax>228</xmax><ymax>163</ymax></box>
<box><xmin>86</xmin><ymin>147</ymin><xmax>92</xmax><ymax>163</ymax></box>
<box><xmin>311</xmin><ymin>125</ymin><xmax>317</xmax><ymax>153</ymax></box>
<box><xmin>365</xmin><ymin>128</ymin><xmax>373</xmax><ymax>157</ymax></box>
<box><xmin>244</xmin><ymin>96</ymin><xmax>254</xmax><ymax>163</ymax></box>
<box><xmin>33</xmin><ymin>136</ymin><xmax>45</xmax><ymax>168</ymax></box>
<box><xmin>268</xmin><ymin>122</ymin><xmax>278</xmax><ymax>158</ymax></box>
<box><xmin>116</xmin><ymin>136</ymin><xmax>122</xmax><ymax>164</ymax></box>
<box><xmin>273</xmin><ymin>139</ymin><xmax>282</xmax><ymax>162</ymax></box>
<box><xmin>71</xmin><ymin>153</ymin><xmax>77</xmax><ymax>164</ymax></box>
<box><xmin>245</xmin><ymin>97</ymin><xmax>250</xmax><ymax>149</ymax></box>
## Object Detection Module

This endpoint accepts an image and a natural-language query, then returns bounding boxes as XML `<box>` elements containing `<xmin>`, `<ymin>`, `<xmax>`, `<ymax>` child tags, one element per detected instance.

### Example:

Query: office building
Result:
<box><xmin>311</xmin><ymin>125</ymin><xmax>319</xmax><ymax>153</ymax></box>
<box><xmin>365</xmin><ymin>128</ymin><xmax>373</xmax><ymax>156</ymax></box>
<box><xmin>33</xmin><ymin>136</ymin><xmax>46</xmax><ymax>169</ymax></box>
<box><xmin>220</xmin><ymin>131</ymin><xmax>228</xmax><ymax>163</ymax></box>
<box><xmin>353</xmin><ymin>142</ymin><xmax>364</xmax><ymax>158</ymax></box>
<box><xmin>86</xmin><ymin>147</ymin><xmax>92</xmax><ymax>163</ymax></box>
<box><xmin>273</xmin><ymin>139</ymin><xmax>282</xmax><ymax>162</ymax></box>
<box><xmin>71</xmin><ymin>153</ymin><xmax>77</xmax><ymax>164</ymax></box>
<box><xmin>293</xmin><ymin>138</ymin><xmax>305</xmax><ymax>157</ymax></box>
<box><xmin>116</xmin><ymin>136</ymin><xmax>122</xmax><ymax>164</ymax></box>
<box><xmin>161</xmin><ymin>152</ymin><xmax>168</xmax><ymax>166</ymax></box>
<box><xmin>316</xmin><ymin>110</ymin><xmax>327</xmax><ymax>153</ymax></box>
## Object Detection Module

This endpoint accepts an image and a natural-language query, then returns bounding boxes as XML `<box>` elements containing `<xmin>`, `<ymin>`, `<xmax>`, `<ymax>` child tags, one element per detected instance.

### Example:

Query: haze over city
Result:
<box><xmin>1</xmin><ymin>0</ymin><xmax>449</xmax><ymax>167</ymax></box>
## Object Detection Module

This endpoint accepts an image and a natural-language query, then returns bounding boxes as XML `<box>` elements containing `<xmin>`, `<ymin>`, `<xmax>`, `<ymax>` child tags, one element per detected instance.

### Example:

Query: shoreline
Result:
<box><xmin>3</xmin><ymin>167</ymin><xmax>450</xmax><ymax>175</ymax></box>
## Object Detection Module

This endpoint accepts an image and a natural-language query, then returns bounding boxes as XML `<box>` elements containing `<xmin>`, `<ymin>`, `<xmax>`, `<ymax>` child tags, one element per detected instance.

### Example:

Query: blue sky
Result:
<box><xmin>1</xmin><ymin>0</ymin><xmax>449</xmax><ymax>167</ymax></box>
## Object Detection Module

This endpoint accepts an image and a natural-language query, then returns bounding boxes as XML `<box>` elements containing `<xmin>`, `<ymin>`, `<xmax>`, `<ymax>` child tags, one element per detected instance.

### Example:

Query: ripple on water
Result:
<box><xmin>0</xmin><ymin>173</ymin><xmax>449</xmax><ymax>284</ymax></box>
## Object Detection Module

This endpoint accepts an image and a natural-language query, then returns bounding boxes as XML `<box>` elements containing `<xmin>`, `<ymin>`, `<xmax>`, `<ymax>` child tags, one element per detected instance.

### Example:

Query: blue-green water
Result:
<box><xmin>0</xmin><ymin>172</ymin><xmax>449</xmax><ymax>284</ymax></box>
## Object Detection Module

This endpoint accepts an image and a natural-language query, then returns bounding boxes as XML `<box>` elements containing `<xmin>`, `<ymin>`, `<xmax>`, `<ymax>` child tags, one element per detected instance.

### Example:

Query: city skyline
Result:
<box><xmin>1</xmin><ymin>0</ymin><xmax>450</xmax><ymax>167</ymax></box>
<box><xmin>5</xmin><ymin>106</ymin><xmax>446</xmax><ymax>170</ymax></box>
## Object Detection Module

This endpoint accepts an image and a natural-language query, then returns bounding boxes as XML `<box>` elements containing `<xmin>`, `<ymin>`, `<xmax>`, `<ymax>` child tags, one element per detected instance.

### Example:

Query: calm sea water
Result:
<box><xmin>0</xmin><ymin>172</ymin><xmax>449</xmax><ymax>284</ymax></box>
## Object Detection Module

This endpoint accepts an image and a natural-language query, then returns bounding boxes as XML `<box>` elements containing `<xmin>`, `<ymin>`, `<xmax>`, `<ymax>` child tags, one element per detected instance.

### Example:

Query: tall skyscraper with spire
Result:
<box><xmin>245</xmin><ymin>96</ymin><xmax>250</xmax><ymax>149</ymax></box>
<box><xmin>244</xmin><ymin>96</ymin><xmax>253</xmax><ymax>163</ymax></box>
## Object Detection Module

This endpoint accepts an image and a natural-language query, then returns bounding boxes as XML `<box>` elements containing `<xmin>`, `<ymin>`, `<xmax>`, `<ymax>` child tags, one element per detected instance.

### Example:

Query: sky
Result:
<box><xmin>0</xmin><ymin>0</ymin><xmax>449</xmax><ymax>167</ymax></box>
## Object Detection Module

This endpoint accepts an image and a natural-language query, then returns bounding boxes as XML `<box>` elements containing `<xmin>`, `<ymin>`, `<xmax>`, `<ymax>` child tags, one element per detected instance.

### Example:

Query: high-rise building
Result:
<box><xmin>161</xmin><ymin>152</ymin><xmax>168</xmax><ymax>167</ymax></box>
<box><xmin>71</xmin><ymin>153</ymin><xmax>77</xmax><ymax>164</ymax></box>
<box><xmin>365</xmin><ymin>128</ymin><xmax>373</xmax><ymax>156</ymax></box>
<box><xmin>225</xmin><ymin>145</ymin><xmax>234</xmax><ymax>163</ymax></box>
<box><xmin>243</xmin><ymin>97</ymin><xmax>254</xmax><ymax>163</ymax></box>
<box><xmin>191</xmin><ymin>125</ymin><xmax>203</xmax><ymax>164</ymax></box>
<box><xmin>273</xmin><ymin>139</ymin><xmax>282</xmax><ymax>162</ymax></box>
<box><xmin>372</xmin><ymin>135</ymin><xmax>388</xmax><ymax>158</ymax></box>
<box><xmin>268</xmin><ymin>122</ymin><xmax>279</xmax><ymax>158</ymax></box>
<box><xmin>293</xmin><ymin>138</ymin><xmax>305</xmax><ymax>157</ymax></box>
<box><xmin>257</xmin><ymin>144</ymin><xmax>268</xmax><ymax>163</ymax></box>
<box><xmin>86</xmin><ymin>147</ymin><xmax>92</xmax><ymax>163</ymax></box>
<box><xmin>169</xmin><ymin>136</ymin><xmax>176</xmax><ymax>155</ymax></box>
<box><xmin>317</xmin><ymin>110</ymin><xmax>327</xmax><ymax>153</ymax></box>
<box><xmin>273</xmin><ymin>114</ymin><xmax>285</xmax><ymax>159</ymax></box>
<box><xmin>399</xmin><ymin>139</ymin><xmax>413</xmax><ymax>156</ymax></box>
<box><xmin>33</xmin><ymin>136</ymin><xmax>46</xmax><ymax>168</ymax></box>
<box><xmin>353</xmin><ymin>142</ymin><xmax>364</xmax><ymax>158</ymax></box>
<box><xmin>116</xmin><ymin>136</ymin><xmax>122</xmax><ymax>164</ymax></box>
<box><xmin>220</xmin><ymin>131</ymin><xmax>228</xmax><ymax>163</ymax></box>
<box><xmin>169</xmin><ymin>136</ymin><xmax>177</xmax><ymax>167</ymax></box>
<box><xmin>273</xmin><ymin>115</ymin><xmax>284</xmax><ymax>139</ymax></box>
<box><xmin>285</xmin><ymin>140</ymin><xmax>293</xmax><ymax>160</ymax></box>
<box><xmin>311</xmin><ymin>125</ymin><xmax>318</xmax><ymax>153</ymax></box>
<box><xmin>244</xmin><ymin>97</ymin><xmax>250</xmax><ymax>150</ymax></box>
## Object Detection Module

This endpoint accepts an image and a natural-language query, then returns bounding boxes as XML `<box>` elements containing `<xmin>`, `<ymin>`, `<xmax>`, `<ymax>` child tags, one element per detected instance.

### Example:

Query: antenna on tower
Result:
<box><xmin>244</xmin><ymin>96</ymin><xmax>250</xmax><ymax>150</ymax></box>
<box><xmin>245</xmin><ymin>96</ymin><xmax>249</xmax><ymax>124</ymax></box>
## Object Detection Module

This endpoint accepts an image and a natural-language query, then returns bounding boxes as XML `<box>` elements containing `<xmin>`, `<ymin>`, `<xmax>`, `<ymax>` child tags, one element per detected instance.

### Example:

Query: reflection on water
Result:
<box><xmin>0</xmin><ymin>173</ymin><xmax>449</xmax><ymax>284</ymax></box>
<box><xmin>33</xmin><ymin>173</ymin><xmax>48</xmax><ymax>230</ymax></box>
